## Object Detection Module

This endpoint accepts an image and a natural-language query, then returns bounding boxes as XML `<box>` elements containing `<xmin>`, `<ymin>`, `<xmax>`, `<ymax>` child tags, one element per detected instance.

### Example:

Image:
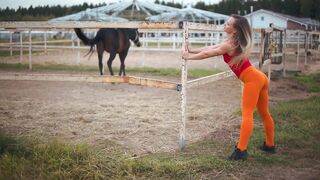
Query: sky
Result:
<box><xmin>0</xmin><ymin>0</ymin><xmax>222</xmax><ymax>9</ymax></box>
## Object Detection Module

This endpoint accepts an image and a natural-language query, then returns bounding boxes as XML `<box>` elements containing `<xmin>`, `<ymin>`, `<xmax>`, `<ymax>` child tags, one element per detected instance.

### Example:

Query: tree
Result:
<box><xmin>194</xmin><ymin>2</ymin><xmax>207</xmax><ymax>10</ymax></box>
<box><xmin>300</xmin><ymin>0</ymin><xmax>313</xmax><ymax>18</ymax></box>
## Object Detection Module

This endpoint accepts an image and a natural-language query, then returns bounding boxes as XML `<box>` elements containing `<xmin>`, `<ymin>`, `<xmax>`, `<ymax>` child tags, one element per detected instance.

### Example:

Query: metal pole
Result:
<box><xmin>180</xmin><ymin>21</ymin><xmax>188</xmax><ymax>150</ymax></box>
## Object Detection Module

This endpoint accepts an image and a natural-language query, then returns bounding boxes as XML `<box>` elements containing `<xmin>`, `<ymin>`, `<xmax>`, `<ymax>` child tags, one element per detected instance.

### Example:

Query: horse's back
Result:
<box><xmin>96</xmin><ymin>28</ymin><xmax>129</xmax><ymax>53</ymax></box>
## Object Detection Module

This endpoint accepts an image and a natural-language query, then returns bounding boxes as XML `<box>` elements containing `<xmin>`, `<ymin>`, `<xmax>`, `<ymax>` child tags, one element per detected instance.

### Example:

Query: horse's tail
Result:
<box><xmin>74</xmin><ymin>28</ymin><xmax>95</xmax><ymax>57</ymax></box>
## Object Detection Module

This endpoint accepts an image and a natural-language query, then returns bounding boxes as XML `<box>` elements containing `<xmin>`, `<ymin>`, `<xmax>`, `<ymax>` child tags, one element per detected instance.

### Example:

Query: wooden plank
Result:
<box><xmin>187</xmin><ymin>70</ymin><xmax>234</xmax><ymax>88</ymax></box>
<box><xmin>0</xmin><ymin>21</ymin><xmax>181</xmax><ymax>30</ymax></box>
<box><xmin>271</xmin><ymin>53</ymin><xmax>283</xmax><ymax>57</ymax></box>
<box><xmin>186</xmin><ymin>22</ymin><xmax>224</xmax><ymax>31</ymax></box>
<box><xmin>128</xmin><ymin>76</ymin><xmax>177</xmax><ymax>90</ymax></box>
<box><xmin>0</xmin><ymin>73</ymin><xmax>178</xmax><ymax>90</ymax></box>
<box><xmin>186</xmin><ymin>60</ymin><xmax>271</xmax><ymax>89</ymax></box>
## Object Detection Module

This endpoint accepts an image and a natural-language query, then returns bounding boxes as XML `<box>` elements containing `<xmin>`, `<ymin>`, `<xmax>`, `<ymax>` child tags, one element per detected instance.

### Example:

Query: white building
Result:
<box><xmin>245</xmin><ymin>9</ymin><xmax>320</xmax><ymax>31</ymax></box>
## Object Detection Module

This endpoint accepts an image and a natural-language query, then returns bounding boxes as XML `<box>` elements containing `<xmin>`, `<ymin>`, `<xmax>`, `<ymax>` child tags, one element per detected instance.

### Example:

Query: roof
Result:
<box><xmin>50</xmin><ymin>0</ymin><xmax>180</xmax><ymax>22</ymax></box>
<box><xmin>50</xmin><ymin>9</ymin><xmax>129</xmax><ymax>22</ymax></box>
<box><xmin>146</xmin><ymin>5</ymin><xmax>229</xmax><ymax>23</ymax></box>
<box><xmin>50</xmin><ymin>0</ymin><xmax>229</xmax><ymax>24</ymax></box>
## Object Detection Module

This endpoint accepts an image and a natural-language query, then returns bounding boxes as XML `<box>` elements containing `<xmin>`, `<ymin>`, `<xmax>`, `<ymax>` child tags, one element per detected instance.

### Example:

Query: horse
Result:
<box><xmin>74</xmin><ymin>28</ymin><xmax>141</xmax><ymax>76</ymax></box>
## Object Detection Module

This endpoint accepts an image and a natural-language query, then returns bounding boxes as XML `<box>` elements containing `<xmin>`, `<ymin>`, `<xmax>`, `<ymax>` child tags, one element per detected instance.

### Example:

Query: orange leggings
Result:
<box><xmin>237</xmin><ymin>66</ymin><xmax>274</xmax><ymax>151</ymax></box>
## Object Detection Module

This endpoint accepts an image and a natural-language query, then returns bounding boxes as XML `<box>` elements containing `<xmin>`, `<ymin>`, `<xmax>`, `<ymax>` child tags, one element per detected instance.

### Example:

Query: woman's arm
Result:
<box><xmin>182</xmin><ymin>42</ymin><xmax>230</xmax><ymax>60</ymax></box>
<box><xmin>188</xmin><ymin>44</ymin><xmax>220</xmax><ymax>54</ymax></box>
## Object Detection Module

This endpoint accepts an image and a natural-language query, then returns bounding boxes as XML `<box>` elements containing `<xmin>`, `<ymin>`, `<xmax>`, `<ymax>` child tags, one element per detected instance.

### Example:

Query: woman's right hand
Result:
<box><xmin>182</xmin><ymin>50</ymin><xmax>190</xmax><ymax>60</ymax></box>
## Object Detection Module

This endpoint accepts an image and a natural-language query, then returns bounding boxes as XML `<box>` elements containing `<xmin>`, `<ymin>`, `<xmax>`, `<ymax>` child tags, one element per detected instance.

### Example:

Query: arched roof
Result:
<box><xmin>146</xmin><ymin>5</ymin><xmax>229</xmax><ymax>24</ymax></box>
<box><xmin>50</xmin><ymin>0</ymin><xmax>229</xmax><ymax>24</ymax></box>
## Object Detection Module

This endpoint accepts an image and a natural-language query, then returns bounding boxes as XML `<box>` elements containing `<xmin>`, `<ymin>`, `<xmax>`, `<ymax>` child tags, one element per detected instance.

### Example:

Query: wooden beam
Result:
<box><xmin>0</xmin><ymin>21</ymin><xmax>181</xmax><ymax>30</ymax></box>
<box><xmin>0</xmin><ymin>73</ymin><xmax>178</xmax><ymax>90</ymax></box>
<box><xmin>187</xmin><ymin>70</ymin><xmax>234</xmax><ymax>88</ymax></box>
<box><xmin>186</xmin><ymin>22</ymin><xmax>224</xmax><ymax>31</ymax></box>
<box><xmin>0</xmin><ymin>21</ymin><xmax>229</xmax><ymax>31</ymax></box>
<box><xmin>271</xmin><ymin>53</ymin><xmax>284</xmax><ymax>57</ymax></box>
<box><xmin>128</xmin><ymin>76</ymin><xmax>177</xmax><ymax>90</ymax></box>
<box><xmin>186</xmin><ymin>60</ymin><xmax>271</xmax><ymax>89</ymax></box>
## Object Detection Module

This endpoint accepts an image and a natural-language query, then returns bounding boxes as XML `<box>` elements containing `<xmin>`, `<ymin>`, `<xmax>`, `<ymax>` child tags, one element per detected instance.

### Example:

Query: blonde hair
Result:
<box><xmin>229</xmin><ymin>14</ymin><xmax>253</xmax><ymax>67</ymax></box>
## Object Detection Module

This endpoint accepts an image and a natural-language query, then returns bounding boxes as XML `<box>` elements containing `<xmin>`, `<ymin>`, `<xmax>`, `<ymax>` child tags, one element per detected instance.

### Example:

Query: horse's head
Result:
<box><xmin>127</xmin><ymin>28</ymin><xmax>141</xmax><ymax>47</ymax></box>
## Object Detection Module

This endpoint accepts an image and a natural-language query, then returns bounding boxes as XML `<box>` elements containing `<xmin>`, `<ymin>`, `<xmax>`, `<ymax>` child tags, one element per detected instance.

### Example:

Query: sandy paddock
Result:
<box><xmin>0</xmin><ymin>49</ymin><xmax>316</xmax><ymax>154</ymax></box>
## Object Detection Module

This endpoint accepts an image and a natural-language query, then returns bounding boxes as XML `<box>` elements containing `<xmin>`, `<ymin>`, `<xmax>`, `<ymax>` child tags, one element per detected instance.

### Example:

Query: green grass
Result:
<box><xmin>291</xmin><ymin>73</ymin><xmax>320</xmax><ymax>92</ymax></box>
<box><xmin>252</xmin><ymin>96</ymin><xmax>320</xmax><ymax>161</ymax></box>
<box><xmin>0</xmin><ymin>74</ymin><xmax>319</xmax><ymax>179</ymax></box>
<box><xmin>0</xmin><ymin>63</ymin><xmax>221</xmax><ymax>78</ymax></box>
<box><xmin>0</xmin><ymin>50</ymin><xmax>32</xmax><ymax>57</ymax></box>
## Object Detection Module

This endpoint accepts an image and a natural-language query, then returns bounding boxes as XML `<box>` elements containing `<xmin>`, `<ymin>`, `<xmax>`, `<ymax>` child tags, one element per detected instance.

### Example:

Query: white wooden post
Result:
<box><xmin>268</xmin><ymin>63</ymin><xmax>271</xmax><ymax>81</ymax></box>
<box><xmin>143</xmin><ymin>32</ymin><xmax>146</xmax><ymax>48</ymax></box>
<box><xmin>216</xmin><ymin>32</ymin><xmax>220</xmax><ymax>44</ymax></box>
<box><xmin>72</xmin><ymin>32</ymin><xmax>75</xmax><ymax>50</ymax></box>
<box><xmin>20</xmin><ymin>31</ymin><xmax>23</xmax><ymax>63</ymax></box>
<box><xmin>77</xmin><ymin>37</ymin><xmax>80</xmax><ymax>64</ymax></box>
<box><xmin>305</xmin><ymin>32</ymin><xmax>308</xmax><ymax>65</ymax></box>
<box><xmin>283</xmin><ymin>29</ymin><xmax>287</xmax><ymax>76</ymax></box>
<box><xmin>157</xmin><ymin>31</ymin><xmax>160</xmax><ymax>49</ymax></box>
<box><xmin>173</xmin><ymin>33</ymin><xmax>176</xmax><ymax>49</ymax></box>
<box><xmin>28</xmin><ymin>30</ymin><xmax>32</xmax><ymax>70</ymax></box>
<box><xmin>44</xmin><ymin>30</ymin><xmax>47</xmax><ymax>54</ymax></box>
<box><xmin>296</xmin><ymin>31</ymin><xmax>300</xmax><ymax>70</ymax></box>
<box><xmin>180</xmin><ymin>22</ymin><xmax>188</xmax><ymax>150</ymax></box>
<box><xmin>9</xmin><ymin>31</ymin><xmax>13</xmax><ymax>56</ymax></box>
<box><xmin>146</xmin><ymin>32</ymin><xmax>149</xmax><ymax>48</ymax></box>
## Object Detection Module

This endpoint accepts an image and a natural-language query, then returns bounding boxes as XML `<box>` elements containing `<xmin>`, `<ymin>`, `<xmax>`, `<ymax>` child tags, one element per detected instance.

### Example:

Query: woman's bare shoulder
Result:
<box><xmin>219</xmin><ymin>41</ymin><xmax>234</xmax><ymax>53</ymax></box>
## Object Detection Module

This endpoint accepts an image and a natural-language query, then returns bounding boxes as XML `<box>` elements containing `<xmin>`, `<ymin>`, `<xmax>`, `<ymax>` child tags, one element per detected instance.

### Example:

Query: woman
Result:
<box><xmin>182</xmin><ymin>15</ymin><xmax>275</xmax><ymax>160</ymax></box>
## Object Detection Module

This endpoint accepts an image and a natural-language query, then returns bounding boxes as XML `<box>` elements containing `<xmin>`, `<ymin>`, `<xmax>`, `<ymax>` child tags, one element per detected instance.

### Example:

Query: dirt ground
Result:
<box><xmin>0</xmin><ymin>49</ymin><xmax>319</xmax><ymax>155</ymax></box>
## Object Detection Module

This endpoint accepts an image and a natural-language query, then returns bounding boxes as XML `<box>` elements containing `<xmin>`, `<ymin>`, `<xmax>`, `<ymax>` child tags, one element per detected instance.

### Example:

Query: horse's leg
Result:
<box><xmin>107</xmin><ymin>52</ymin><xmax>117</xmax><ymax>76</ymax></box>
<box><xmin>97</xmin><ymin>43</ymin><xmax>104</xmax><ymax>75</ymax></box>
<box><xmin>98</xmin><ymin>53</ymin><xmax>104</xmax><ymax>75</ymax></box>
<box><xmin>119</xmin><ymin>50</ymin><xmax>129</xmax><ymax>76</ymax></box>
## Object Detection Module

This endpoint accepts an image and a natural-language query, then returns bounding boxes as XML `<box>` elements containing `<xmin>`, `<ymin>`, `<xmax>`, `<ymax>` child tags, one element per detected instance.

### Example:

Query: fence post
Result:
<box><xmin>20</xmin><ymin>31</ymin><xmax>23</xmax><ymax>63</ymax></box>
<box><xmin>283</xmin><ymin>29</ymin><xmax>287</xmax><ymax>76</ymax></box>
<box><xmin>296</xmin><ymin>31</ymin><xmax>300</xmax><ymax>70</ymax></box>
<box><xmin>180</xmin><ymin>21</ymin><xmax>188</xmax><ymax>150</ymax></box>
<box><xmin>77</xmin><ymin>37</ymin><xmax>80</xmax><ymax>64</ymax></box>
<box><xmin>10</xmin><ymin>31</ymin><xmax>13</xmax><ymax>56</ymax></box>
<box><xmin>44</xmin><ymin>30</ymin><xmax>47</xmax><ymax>54</ymax></box>
<box><xmin>28</xmin><ymin>30</ymin><xmax>32</xmax><ymax>70</ymax></box>
<box><xmin>305</xmin><ymin>31</ymin><xmax>308</xmax><ymax>65</ymax></box>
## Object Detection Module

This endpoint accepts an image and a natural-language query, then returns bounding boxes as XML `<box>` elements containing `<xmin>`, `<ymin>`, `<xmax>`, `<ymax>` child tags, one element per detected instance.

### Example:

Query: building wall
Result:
<box><xmin>287</xmin><ymin>21</ymin><xmax>306</xmax><ymax>30</ymax></box>
<box><xmin>246</xmin><ymin>12</ymin><xmax>287</xmax><ymax>29</ymax></box>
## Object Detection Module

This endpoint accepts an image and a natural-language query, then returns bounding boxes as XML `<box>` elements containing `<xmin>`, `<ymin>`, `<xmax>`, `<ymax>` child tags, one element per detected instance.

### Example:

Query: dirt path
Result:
<box><xmin>0</xmin><ymin>76</ymin><xmax>242</xmax><ymax>154</ymax></box>
<box><xmin>0</xmin><ymin>49</ymin><xmax>318</xmax><ymax>155</ymax></box>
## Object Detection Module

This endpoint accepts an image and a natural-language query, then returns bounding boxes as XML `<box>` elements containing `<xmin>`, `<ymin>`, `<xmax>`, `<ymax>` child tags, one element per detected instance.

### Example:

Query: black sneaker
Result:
<box><xmin>228</xmin><ymin>147</ymin><xmax>248</xmax><ymax>160</ymax></box>
<box><xmin>260</xmin><ymin>142</ymin><xmax>276</xmax><ymax>154</ymax></box>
